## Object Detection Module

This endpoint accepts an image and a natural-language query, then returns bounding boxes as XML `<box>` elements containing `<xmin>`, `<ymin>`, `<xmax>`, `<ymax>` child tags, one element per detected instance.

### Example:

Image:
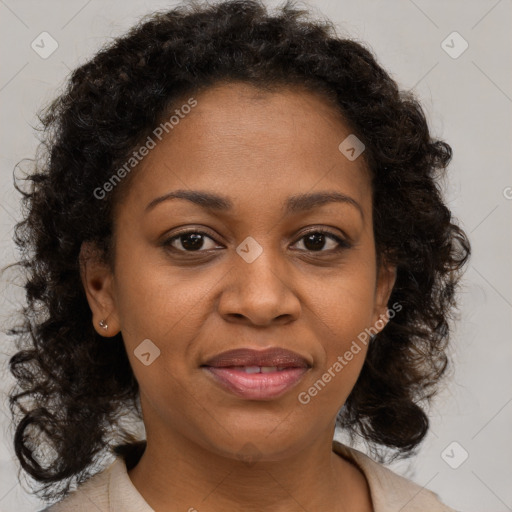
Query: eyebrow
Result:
<box><xmin>145</xmin><ymin>189</ymin><xmax>364</xmax><ymax>220</ymax></box>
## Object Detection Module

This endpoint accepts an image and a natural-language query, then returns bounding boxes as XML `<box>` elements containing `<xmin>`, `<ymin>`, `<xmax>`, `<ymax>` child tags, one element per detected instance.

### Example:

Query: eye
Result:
<box><xmin>162</xmin><ymin>228</ymin><xmax>352</xmax><ymax>254</ymax></box>
<box><xmin>162</xmin><ymin>230</ymin><xmax>221</xmax><ymax>252</ymax></box>
<box><xmin>292</xmin><ymin>229</ymin><xmax>351</xmax><ymax>253</ymax></box>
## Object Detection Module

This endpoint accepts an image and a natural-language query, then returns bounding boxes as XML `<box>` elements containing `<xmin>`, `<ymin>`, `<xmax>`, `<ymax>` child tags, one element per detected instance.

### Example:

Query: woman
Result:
<box><xmin>7</xmin><ymin>0</ymin><xmax>470</xmax><ymax>510</ymax></box>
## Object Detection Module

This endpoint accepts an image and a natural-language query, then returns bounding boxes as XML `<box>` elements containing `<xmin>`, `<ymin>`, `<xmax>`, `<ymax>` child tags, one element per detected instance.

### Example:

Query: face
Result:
<box><xmin>81</xmin><ymin>82</ymin><xmax>396</xmax><ymax>462</ymax></box>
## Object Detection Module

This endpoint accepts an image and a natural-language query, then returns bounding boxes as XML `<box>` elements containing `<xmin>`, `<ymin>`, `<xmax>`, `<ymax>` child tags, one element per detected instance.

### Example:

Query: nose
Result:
<box><xmin>217</xmin><ymin>249</ymin><xmax>301</xmax><ymax>327</ymax></box>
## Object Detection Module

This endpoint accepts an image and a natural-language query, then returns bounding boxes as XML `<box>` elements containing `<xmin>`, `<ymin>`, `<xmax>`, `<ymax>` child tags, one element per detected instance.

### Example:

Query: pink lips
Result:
<box><xmin>201</xmin><ymin>347</ymin><xmax>311</xmax><ymax>400</ymax></box>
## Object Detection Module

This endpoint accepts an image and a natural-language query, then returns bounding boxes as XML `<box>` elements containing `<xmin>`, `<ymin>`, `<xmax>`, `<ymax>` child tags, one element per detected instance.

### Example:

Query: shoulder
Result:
<box><xmin>333</xmin><ymin>440</ymin><xmax>461</xmax><ymax>512</ymax></box>
<box><xmin>38</xmin><ymin>456</ymin><xmax>154</xmax><ymax>512</ymax></box>
<box><xmin>38</xmin><ymin>459</ymin><xmax>118</xmax><ymax>512</ymax></box>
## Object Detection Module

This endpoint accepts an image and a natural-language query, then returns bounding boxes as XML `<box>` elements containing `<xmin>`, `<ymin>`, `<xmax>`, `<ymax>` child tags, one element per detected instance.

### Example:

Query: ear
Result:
<box><xmin>371</xmin><ymin>258</ymin><xmax>397</xmax><ymax>332</ymax></box>
<box><xmin>79</xmin><ymin>241</ymin><xmax>120</xmax><ymax>337</ymax></box>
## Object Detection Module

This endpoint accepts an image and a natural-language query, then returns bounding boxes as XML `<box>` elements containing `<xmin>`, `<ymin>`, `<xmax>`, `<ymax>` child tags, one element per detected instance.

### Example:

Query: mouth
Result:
<box><xmin>201</xmin><ymin>347</ymin><xmax>311</xmax><ymax>400</ymax></box>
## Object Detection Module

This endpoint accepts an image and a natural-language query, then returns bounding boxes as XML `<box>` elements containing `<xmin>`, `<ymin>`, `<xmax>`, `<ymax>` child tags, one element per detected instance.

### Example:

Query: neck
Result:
<box><xmin>127</xmin><ymin>430</ymin><xmax>371</xmax><ymax>512</ymax></box>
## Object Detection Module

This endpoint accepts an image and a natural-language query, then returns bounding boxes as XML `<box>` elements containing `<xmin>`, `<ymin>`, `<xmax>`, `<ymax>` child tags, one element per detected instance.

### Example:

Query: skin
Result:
<box><xmin>81</xmin><ymin>82</ymin><xmax>396</xmax><ymax>512</ymax></box>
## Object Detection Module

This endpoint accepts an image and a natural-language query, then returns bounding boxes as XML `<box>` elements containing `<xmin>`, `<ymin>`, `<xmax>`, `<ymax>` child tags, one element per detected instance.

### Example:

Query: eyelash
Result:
<box><xmin>161</xmin><ymin>228</ymin><xmax>352</xmax><ymax>254</ymax></box>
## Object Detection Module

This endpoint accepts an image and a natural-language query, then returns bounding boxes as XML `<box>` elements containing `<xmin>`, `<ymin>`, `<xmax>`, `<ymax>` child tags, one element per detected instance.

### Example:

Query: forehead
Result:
<box><xmin>116</xmin><ymin>82</ymin><xmax>372</xmax><ymax>217</ymax></box>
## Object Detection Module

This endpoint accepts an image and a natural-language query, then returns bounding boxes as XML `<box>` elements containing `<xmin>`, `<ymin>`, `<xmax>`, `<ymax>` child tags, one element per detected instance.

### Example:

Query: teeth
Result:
<box><xmin>244</xmin><ymin>366</ymin><xmax>261</xmax><ymax>374</ymax></box>
<box><xmin>242</xmin><ymin>366</ymin><xmax>280</xmax><ymax>373</ymax></box>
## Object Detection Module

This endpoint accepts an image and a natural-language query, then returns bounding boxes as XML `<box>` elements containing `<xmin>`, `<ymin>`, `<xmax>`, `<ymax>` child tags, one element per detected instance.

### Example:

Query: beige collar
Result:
<box><xmin>46</xmin><ymin>440</ymin><xmax>457</xmax><ymax>511</ymax></box>
<box><xmin>332</xmin><ymin>440</ymin><xmax>457</xmax><ymax>512</ymax></box>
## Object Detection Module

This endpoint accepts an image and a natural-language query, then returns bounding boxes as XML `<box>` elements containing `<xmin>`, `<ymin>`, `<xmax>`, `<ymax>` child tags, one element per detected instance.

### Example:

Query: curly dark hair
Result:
<box><xmin>5</xmin><ymin>0</ymin><xmax>470</xmax><ymax>502</ymax></box>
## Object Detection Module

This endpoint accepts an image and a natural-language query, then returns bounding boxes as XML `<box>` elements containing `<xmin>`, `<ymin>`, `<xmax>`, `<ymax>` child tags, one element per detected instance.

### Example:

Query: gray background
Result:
<box><xmin>0</xmin><ymin>0</ymin><xmax>511</xmax><ymax>511</ymax></box>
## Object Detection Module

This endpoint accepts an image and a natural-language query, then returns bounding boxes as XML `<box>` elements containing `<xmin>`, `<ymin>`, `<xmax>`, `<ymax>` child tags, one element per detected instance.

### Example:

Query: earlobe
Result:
<box><xmin>79</xmin><ymin>241</ymin><xmax>120</xmax><ymax>337</ymax></box>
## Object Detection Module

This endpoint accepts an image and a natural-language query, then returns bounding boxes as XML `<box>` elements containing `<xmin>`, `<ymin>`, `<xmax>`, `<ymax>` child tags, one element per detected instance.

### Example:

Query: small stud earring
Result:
<box><xmin>99</xmin><ymin>319</ymin><xmax>108</xmax><ymax>330</ymax></box>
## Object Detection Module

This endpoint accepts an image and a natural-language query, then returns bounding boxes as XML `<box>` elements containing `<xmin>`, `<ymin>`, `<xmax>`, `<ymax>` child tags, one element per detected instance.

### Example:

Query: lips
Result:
<box><xmin>202</xmin><ymin>347</ymin><xmax>311</xmax><ymax>369</ymax></box>
<box><xmin>201</xmin><ymin>347</ymin><xmax>311</xmax><ymax>400</ymax></box>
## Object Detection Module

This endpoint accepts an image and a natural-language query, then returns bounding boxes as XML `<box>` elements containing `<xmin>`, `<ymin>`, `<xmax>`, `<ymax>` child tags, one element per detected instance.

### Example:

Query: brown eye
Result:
<box><xmin>163</xmin><ymin>231</ymin><xmax>220</xmax><ymax>252</ymax></box>
<box><xmin>293</xmin><ymin>230</ymin><xmax>351</xmax><ymax>252</ymax></box>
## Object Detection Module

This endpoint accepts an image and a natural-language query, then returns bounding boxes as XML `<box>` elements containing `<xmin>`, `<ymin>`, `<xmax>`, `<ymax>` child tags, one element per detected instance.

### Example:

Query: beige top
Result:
<box><xmin>41</xmin><ymin>440</ymin><xmax>459</xmax><ymax>512</ymax></box>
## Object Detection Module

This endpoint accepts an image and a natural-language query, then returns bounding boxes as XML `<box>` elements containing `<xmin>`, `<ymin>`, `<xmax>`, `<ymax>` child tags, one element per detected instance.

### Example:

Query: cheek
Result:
<box><xmin>296</xmin><ymin>293</ymin><xmax>373</xmax><ymax>416</ymax></box>
<box><xmin>313</xmin><ymin>259</ymin><xmax>377</xmax><ymax>343</ymax></box>
<box><xmin>304</xmin><ymin>260</ymin><xmax>376</xmax><ymax>397</ymax></box>
<box><xmin>113</xmin><ymin>260</ymin><xmax>210</xmax><ymax>414</ymax></box>
<box><xmin>113</xmin><ymin>246</ymin><xmax>215</xmax><ymax>346</ymax></box>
